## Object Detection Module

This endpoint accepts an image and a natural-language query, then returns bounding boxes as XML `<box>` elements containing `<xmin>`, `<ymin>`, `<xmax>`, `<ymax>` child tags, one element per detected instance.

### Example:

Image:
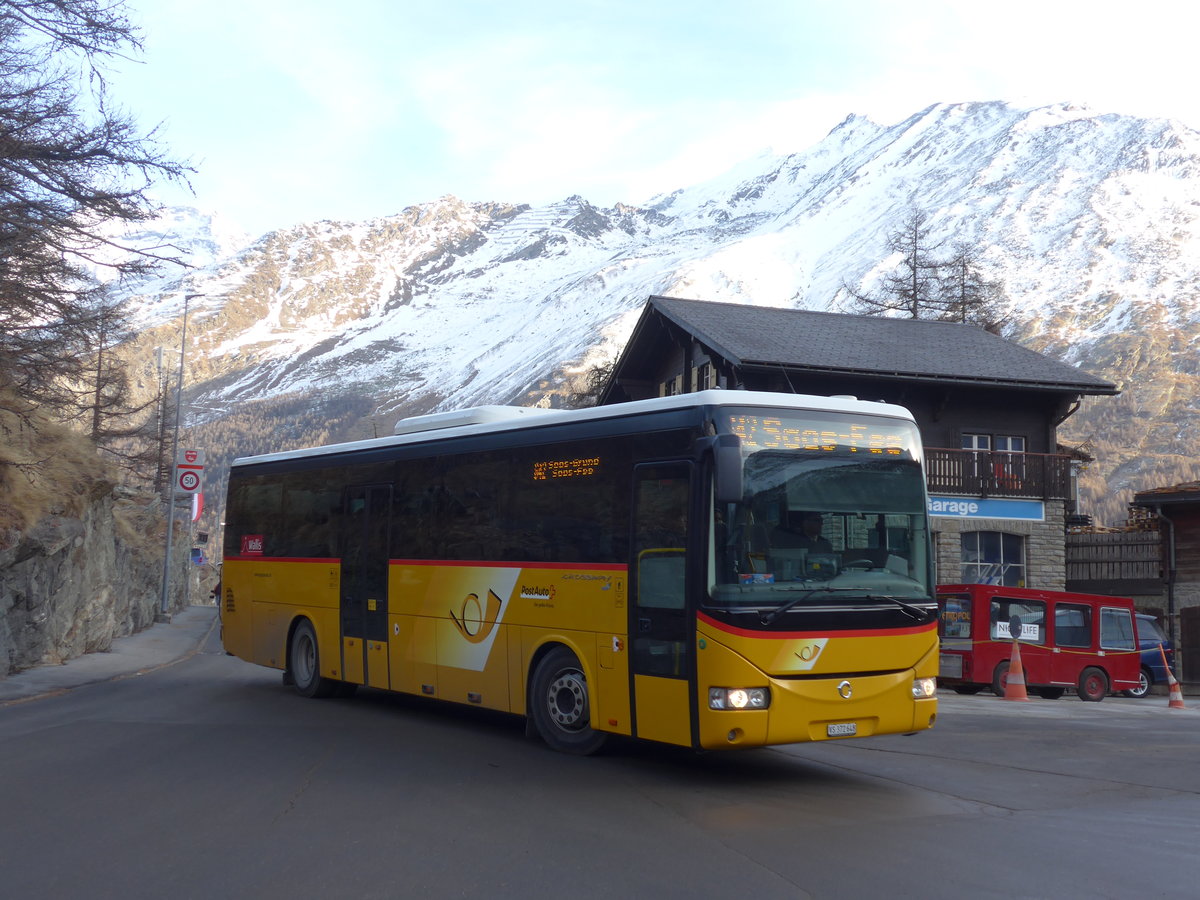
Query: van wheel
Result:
<box><xmin>530</xmin><ymin>647</ymin><xmax>607</xmax><ymax>755</ymax></box>
<box><xmin>1122</xmin><ymin>667</ymin><xmax>1152</xmax><ymax>698</ymax></box>
<box><xmin>1076</xmin><ymin>666</ymin><xmax>1108</xmax><ymax>702</ymax></box>
<box><xmin>990</xmin><ymin>661</ymin><xmax>1011</xmax><ymax>696</ymax></box>
<box><xmin>289</xmin><ymin>620</ymin><xmax>337</xmax><ymax>698</ymax></box>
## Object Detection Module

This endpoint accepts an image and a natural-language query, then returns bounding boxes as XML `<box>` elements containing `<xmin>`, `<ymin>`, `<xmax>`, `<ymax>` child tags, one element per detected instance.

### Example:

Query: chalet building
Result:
<box><xmin>600</xmin><ymin>296</ymin><xmax>1119</xmax><ymax>589</ymax></box>
<box><xmin>1131</xmin><ymin>483</ymin><xmax>1200</xmax><ymax>682</ymax></box>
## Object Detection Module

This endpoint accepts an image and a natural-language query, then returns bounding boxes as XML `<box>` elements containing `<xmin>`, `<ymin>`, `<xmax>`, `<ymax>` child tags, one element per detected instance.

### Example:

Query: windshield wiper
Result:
<box><xmin>759</xmin><ymin>588</ymin><xmax>855</xmax><ymax>625</ymax></box>
<box><xmin>865</xmin><ymin>594</ymin><xmax>935</xmax><ymax>622</ymax></box>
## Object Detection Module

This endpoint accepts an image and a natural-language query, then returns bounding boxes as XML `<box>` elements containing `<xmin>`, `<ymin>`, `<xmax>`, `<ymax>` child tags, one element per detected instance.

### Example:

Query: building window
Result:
<box><xmin>960</xmin><ymin>531</ymin><xmax>1025</xmax><ymax>586</ymax></box>
<box><xmin>962</xmin><ymin>433</ymin><xmax>990</xmax><ymax>452</ymax></box>
<box><xmin>996</xmin><ymin>435</ymin><xmax>1025</xmax><ymax>453</ymax></box>
<box><xmin>994</xmin><ymin>435</ymin><xmax>1026</xmax><ymax>486</ymax></box>
<box><xmin>962</xmin><ymin>433</ymin><xmax>1026</xmax><ymax>488</ymax></box>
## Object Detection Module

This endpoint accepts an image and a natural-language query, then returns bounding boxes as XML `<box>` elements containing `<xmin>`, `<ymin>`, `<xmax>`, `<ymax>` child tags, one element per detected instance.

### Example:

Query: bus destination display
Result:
<box><xmin>726</xmin><ymin>414</ymin><xmax>907</xmax><ymax>455</ymax></box>
<box><xmin>533</xmin><ymin>456</ymin><xmax>601</xmax><ymax>480</ymax></box>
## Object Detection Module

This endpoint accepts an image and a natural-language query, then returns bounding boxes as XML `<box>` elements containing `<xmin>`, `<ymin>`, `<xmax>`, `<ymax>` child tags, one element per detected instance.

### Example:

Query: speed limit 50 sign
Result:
<box><xmin>176</xmin><ymin>469</ymin><xmax>202</xmax><ymax>494</ymax></box>
<box><xmin>174</xmin><ymin>447</ymin><xmax>204</xmax><ymax>495</ymax></box>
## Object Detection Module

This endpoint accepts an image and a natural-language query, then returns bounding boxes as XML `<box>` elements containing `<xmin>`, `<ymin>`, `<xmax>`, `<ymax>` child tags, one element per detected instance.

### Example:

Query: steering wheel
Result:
<box><xmin>844</xmin><ymin>558</ymin><xmax>878</xmax><ymax>569</ymax></box>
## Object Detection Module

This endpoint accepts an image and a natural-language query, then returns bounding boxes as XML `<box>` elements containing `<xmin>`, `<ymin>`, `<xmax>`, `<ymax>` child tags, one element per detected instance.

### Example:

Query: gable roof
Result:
<box><xmin>644</xmin><ymin>296</ymin><xmax>1118</xmax><ymax>394</ymax></box>
<box><xmin>1134</xmin><ymin>482</ymin><xmax>1200</xmax><ymax>507</ymax></box>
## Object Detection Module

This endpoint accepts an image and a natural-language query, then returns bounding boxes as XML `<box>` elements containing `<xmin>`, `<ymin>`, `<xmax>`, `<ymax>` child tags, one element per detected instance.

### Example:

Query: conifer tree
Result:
<box><xmin>938</xmin><ymin>241</ymin><xmax>1008</xmax><ymax>332</ymax></box>
<box><xmin>0</xmin><ymin>0</ymin><xmax>191</xmax><ymax>428</ymax></box>
<box><xmin>844</xmin><ymin>210</ymin><xmax>947</xmax><ymax>319</ymax></box>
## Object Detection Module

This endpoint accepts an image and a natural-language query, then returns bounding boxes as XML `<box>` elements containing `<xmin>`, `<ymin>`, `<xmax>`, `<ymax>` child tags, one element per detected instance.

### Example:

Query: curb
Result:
<box><xmin>0</xmin><ymin>605</ymin><xmax>219</xmax><ymax>707</ymax></box>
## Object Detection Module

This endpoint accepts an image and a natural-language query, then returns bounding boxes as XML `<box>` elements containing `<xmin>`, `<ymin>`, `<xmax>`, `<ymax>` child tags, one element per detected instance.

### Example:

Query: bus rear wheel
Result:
<box><xmin>289</xmin><ymin>620</ymin><xmax>337</xmax><ymax>698</ymax></box>
<box><xmin>1076</xmin><ymin>666</ymin><xmax>1108</xmax><ymax>702</ymax></box>
<box><xmin>530</xmin><ymin>647</ymin><xmax>607</xmax><ymax>755</ymax></box>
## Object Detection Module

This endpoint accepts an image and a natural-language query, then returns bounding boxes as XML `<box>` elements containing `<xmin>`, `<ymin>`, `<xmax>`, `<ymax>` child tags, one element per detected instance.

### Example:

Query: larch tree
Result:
<box><xmin>844</xmin><ymin>210</ymin><xmax>948</xmax><ymax>319</ymax></box>
<box><xmin>0</xmin><ymin>0</ymin><xmax>191</xmax><ymax>432</ymax></box>
<box><xmin>938</xmin><ymin>241</ymin><xmax>1008</xmax><ymax>332</ymax></box>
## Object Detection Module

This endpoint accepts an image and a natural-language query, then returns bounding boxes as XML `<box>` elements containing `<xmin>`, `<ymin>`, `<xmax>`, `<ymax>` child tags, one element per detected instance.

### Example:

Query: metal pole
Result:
<box><xmin>159</xmin><ymin>294</ymin><xmax>199</xmax><ymax>617</ymax></box>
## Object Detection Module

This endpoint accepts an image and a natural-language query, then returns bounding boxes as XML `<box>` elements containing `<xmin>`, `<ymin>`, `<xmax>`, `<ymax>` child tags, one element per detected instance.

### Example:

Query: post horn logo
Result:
<box><xmin>450</xmin><ymin>589</ymin><xmax>503</xmax><ymax>643</ymax></box>
<box><xmin>792</xmin><ymin>638</ymin><xmax>828</xmax><ymax>670</ymax></box>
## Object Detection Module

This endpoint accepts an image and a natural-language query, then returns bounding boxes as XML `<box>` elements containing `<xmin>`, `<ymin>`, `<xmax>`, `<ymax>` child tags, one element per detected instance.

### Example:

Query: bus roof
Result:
<box><xmin>230</xmin><ymin>389</ymin><xmax>917</xmax><ymax>469</ymax></box>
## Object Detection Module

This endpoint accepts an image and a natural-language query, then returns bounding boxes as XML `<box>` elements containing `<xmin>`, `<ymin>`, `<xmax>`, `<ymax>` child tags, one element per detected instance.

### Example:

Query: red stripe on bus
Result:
<box><xmin>390</xmin><ymin>559</ymin><xmax>628</xmax><ymax>571</ymax></box>
<box><xmin>223</xmin><ymin>556</ymin><xmax>339</xmax><ymax>563</ymax></box>
<box><xmin>697</xmin><ymin>610</ymin><xmax>936</xmax><ymax>639</ymax></box>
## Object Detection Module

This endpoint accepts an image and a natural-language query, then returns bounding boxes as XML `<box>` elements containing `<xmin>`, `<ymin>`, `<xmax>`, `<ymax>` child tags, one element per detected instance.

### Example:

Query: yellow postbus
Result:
<box><xmin>220</xmin><ymin>389</ymin><xmax>938</xmax><ymax>753</ymax></box>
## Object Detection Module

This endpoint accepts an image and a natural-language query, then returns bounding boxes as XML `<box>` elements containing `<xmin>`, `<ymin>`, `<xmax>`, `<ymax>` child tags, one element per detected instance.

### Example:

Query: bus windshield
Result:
<box><xmin>708</xmin><ymin>408</ymin><xmax>932</xmax><ymax>609</ymax></box>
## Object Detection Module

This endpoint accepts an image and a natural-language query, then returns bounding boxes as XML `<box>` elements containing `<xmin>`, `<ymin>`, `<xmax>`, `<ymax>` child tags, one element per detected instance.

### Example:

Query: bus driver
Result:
<box><xmin>773</xmin><ymin>510</ymin><xmax>833</xmax><ymax>553</ymax></box>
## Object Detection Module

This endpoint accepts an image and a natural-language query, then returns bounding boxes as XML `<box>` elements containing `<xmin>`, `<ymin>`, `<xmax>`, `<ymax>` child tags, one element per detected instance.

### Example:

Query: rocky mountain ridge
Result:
<box><xmin>110</xmin><ymin>100</ymin><xmax>1200</xmax><ymax>525</ymax></box>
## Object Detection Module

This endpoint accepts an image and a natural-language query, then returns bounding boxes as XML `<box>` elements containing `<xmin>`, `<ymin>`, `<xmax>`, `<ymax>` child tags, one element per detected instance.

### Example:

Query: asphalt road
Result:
<box><xmin>1</xmin><ymin>609</ymin><xmax>1197</xmax><ymax>899</ymax></box>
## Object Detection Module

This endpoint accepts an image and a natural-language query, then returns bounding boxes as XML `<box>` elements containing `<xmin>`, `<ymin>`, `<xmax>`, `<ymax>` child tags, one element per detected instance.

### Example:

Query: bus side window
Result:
<box><xmin>1054</xmin><ymin>603</ymin><xmax>1091</xmax><ymax>648</ymax></box>
<box><xmin>1100</xmin><ymin>607</ymin><xmax>1136</xmax><ymax>650</ymax></box>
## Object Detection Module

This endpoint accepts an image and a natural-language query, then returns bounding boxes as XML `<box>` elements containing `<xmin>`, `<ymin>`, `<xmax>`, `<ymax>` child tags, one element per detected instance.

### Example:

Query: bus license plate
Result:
<box><xmin>827</xmin><ymin>722</ymin><xmax>857</xmax><ymax>737</ymax></box>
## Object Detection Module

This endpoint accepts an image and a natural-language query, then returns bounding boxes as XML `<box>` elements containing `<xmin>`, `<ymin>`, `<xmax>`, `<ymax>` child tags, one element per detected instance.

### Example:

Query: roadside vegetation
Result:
<box><xmin>0</xmin><ymin>1</ymin><xmax>191</xmax><ymax>539</ymax></box>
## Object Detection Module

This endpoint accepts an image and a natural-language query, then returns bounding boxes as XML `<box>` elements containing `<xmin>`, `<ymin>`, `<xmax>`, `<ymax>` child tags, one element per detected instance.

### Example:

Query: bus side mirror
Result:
<box><xmin>711</xmin><ymin>434</ymin><xmax>743</xmax><ymax>504</ymax></box>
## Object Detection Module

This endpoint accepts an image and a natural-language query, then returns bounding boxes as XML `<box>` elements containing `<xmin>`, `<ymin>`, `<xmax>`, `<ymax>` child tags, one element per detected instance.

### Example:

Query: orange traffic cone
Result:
<box><xmin>1160</xmin><ymin>644</ymin><xmax>1186</xmax><ymax>709</ymax></box>
<box><xmin>1005</xmin><ymin>639</ymin><xmax>1029</xmax><ymax>701</ymax></box>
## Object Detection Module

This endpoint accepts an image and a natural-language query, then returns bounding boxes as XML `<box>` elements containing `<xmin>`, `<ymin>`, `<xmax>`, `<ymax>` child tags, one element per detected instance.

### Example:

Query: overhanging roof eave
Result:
<box><xmin>739</xmin><ymin>361</ymin><xmax>1119</xmax><ymax>395</ymax></box>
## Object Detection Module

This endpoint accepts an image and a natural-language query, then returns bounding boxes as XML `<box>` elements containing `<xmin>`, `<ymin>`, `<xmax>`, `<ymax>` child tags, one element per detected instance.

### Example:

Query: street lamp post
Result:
<box><xmin>159</xmin><ymin>293</ymin><xmax>202</xmax><ymax>619</ymax></box>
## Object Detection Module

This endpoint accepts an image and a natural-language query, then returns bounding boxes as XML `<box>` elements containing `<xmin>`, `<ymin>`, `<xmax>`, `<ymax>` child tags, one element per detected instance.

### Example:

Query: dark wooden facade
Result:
<box><xmin>1131</xmin><ymin>485</ymin><xmax>1200</xmax><ymax>682</ymax></box>
<box><xmin>601</xmin><ymin>297</ymin><xmax>1117</xmax><ymax>506</ymax></box>
<box><xmin>1065</xmin><ymin>530</ymin><xmax>1164</xmax><ymax>596</ymax></box>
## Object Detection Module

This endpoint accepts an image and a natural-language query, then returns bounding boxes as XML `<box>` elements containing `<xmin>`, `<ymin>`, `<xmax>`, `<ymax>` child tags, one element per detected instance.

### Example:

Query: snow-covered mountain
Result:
<box><xmin>115</xmin><ymin>100</ymin><xmax>1200</xmax><ymax>525</ymax></box>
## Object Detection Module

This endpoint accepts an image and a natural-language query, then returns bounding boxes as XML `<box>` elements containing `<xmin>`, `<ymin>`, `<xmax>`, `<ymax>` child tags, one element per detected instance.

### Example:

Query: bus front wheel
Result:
<box><xmin>289</xmin><ymin>620</ymin><xmax>337</xmax><ymax>699</ymax></box>
<box><xmin>1077</xmin><ymin>666</ymin><xmax>1108</xmax><ymax>702</ymax></box>
<box><xmin>530</xmin><ymin>647</ymin><xmax>607</xmax><ymax>755</ymax></box>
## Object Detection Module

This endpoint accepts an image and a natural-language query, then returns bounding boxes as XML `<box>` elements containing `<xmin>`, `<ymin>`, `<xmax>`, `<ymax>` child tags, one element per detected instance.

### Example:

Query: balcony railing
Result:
<box><xmin>924</xmin><ymin>448</ymin><xmax>1073</xmax><ymax>500</ymax></box>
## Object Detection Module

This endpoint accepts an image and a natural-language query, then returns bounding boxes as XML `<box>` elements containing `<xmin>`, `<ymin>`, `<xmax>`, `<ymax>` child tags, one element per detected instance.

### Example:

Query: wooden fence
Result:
<box><xmin>1066</xmin><ymin>530</ymin><xmax>1163</xmax><ymax>594</ymax></box>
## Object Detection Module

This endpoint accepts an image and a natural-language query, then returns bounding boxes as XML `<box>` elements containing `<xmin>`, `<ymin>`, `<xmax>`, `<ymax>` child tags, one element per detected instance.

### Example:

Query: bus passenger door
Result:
<box><xmin>341</xmin><ymin>484</ymin><xmax>393</xmax><ymax>690</ymax></box>
<box><xmin>630</xmin><ymin>463</ymin><xmax>694</xmax><ymax>747</ymax></box>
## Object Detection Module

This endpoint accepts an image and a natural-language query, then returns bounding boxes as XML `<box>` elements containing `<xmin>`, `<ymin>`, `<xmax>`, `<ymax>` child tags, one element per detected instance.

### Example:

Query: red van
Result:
<box><xmin>937</xmin><ymin>584</ymin><xmax>1141</xmax><ymax>701</ymax></box>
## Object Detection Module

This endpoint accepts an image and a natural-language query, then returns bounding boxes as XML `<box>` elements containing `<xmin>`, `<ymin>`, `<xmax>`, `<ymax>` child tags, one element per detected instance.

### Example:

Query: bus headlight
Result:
<box><xmin>912</xmin><ymin>677</ymin><xmax>937</xmax><ymax>699</ymax></box>
<box><xmin>709</xmin><ymin>687</ymin><xmax>770</xmax><ymax>710</ymax></box>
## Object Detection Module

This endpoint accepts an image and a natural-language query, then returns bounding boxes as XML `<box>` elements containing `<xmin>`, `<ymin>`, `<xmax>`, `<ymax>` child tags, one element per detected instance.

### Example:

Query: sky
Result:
<box><xmin>107</xmin><ymin>0</ymin><xmax>1200</xmax><ymax>239</ymax></box>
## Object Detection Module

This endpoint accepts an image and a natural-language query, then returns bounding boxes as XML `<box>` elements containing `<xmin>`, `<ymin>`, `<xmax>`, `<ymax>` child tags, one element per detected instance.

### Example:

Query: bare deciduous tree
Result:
<box><xmin>565</xmin><ymin>360</ymin><xmax>615</xmax><ymax>408</ymax></box>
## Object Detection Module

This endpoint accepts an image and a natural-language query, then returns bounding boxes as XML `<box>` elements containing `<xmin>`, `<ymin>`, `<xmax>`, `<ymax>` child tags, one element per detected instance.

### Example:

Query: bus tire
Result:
<box><xmin>1076</xmin><ymin>666</ymin><xmax>1108</xmax><ymax>702</ymax></box>
<box><xmin>289</xmin><ymin>620</ymin><xmax>337</xmax><ymax>699</ymax></box>
<box><xmin>529</xmin><ymin>646</ymin><xmax>607</xmax><ymax>755</ymax></box>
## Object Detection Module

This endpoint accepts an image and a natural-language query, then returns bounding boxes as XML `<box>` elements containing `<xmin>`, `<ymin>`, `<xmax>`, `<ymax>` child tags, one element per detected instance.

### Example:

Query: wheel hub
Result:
<box><xmin>547</xmin><ymin>670</ymin><xmax>587</xmax><ymax>730</ymax></box>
